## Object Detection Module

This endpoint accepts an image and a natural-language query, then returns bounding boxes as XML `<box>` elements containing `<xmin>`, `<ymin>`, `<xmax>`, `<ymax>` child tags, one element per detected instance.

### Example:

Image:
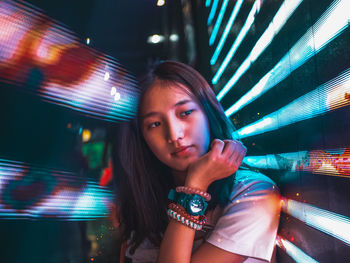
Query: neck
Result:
<box><xmin>172</xmin><ymin>169</ymin><xmax>187</xmax><ymax>186</ymax></box>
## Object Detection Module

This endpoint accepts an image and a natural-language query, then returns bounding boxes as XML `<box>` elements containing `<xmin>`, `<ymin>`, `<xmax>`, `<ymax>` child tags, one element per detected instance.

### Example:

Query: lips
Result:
<box><xmin>172</xmin><ymin>145</ymin><xmax>193</xmax><ymax>157</ymax></box>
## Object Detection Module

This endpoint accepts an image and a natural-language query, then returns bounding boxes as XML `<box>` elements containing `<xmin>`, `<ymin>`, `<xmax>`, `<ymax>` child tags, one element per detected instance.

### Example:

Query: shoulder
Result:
<box><xmin>206</xmin><ymin>169</ymin><xmax>281</xmax><ymax>261</ymax></box>
<box><xmin>234</xmin><ymin>167</ymin><xmax>277</xmax><ymax>187</ymax></box>
<box><xmin>228</xmin><ymin>168</ymin><xmax>280</xmax><ymax>203</ymax></box>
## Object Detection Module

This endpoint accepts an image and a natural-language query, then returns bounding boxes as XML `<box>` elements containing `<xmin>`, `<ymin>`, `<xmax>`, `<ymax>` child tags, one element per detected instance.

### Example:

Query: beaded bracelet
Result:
<box><xmin>167</xmin><ymin>208</ymin><xmax>203</xmax><ymax>230</ymax></box>
<box><xmin>168</xmin><ymin>203</ymin><xmax>207</xmax><ymax>225</ymax></box>
<box><xmin>176</xmin><ymin>186</ymin><xmax>211</xmax><ymax>201</ymax></box>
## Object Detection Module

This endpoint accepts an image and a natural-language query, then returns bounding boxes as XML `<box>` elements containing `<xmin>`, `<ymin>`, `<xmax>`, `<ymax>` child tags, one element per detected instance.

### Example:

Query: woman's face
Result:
<box><xmin>140</xmin><ymin>81</ymin><xmax>210</xmax><ymax>172</ymax></box>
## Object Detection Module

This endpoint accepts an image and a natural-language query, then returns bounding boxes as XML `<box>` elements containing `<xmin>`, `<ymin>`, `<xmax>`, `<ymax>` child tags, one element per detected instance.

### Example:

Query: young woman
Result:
<box><xmin>111</xmin><ymin>61</ymin><xmax>280</xmax><ymax>263</ymax></box>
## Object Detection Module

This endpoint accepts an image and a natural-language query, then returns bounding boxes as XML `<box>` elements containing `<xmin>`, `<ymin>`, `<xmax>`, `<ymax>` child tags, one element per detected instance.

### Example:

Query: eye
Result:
<box><xmin>180</xmin><ymin>109</ymin><xmax>193</xmax><ymax>117</ymax></box>
<box><xmin>149</xmin><ymin>121</ymin><xmax>161</xmax><ymax>128</ymax></box>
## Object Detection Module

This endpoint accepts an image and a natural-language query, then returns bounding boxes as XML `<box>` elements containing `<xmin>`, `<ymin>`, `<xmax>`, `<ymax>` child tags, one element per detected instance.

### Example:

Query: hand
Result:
<box><xmin>185</xmin><ymin>139</ymin><xmax>247</xmax><ymax>191</ymax></box>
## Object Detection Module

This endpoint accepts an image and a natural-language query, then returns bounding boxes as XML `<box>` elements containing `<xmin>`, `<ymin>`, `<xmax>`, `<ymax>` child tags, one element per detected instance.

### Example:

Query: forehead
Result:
<box><xmin>140</xmin><ymin>82</ymin><xmax>195</xmax><ymax>113</ymax></box>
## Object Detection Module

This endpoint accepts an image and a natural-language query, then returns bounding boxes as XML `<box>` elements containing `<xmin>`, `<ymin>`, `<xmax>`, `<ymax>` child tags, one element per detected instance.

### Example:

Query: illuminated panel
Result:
<box><xmin>276</xmin><ymin>236</ymin><xmax>319</xmax><ymax>263</ymax></box>
<box><xmin>216</xmin><ymin>0</ymin><xmax>304</xmax><ymax>100</ymax></box>
<box><xmin>206</xmin><ymin>0</ymin><xmax>211</xmax><ymax>8</ymax></box>
<box><xmin>233</xmin><ymin>68</ymin><xmax>350</xmax><ymax>139</ymax></box>
<box><xmin>243</xmin><ymin>151</ymin><xmax>308</xmax><ymax>171</ymax></box>
<box><xmin>225</xmin><ymin>0</ymin><xmax>350</xmax><ymax>116</ymax></box>
<box><xmin>281</xmin><ymin>198</ymin><xmax>350</xmax><ymax>246</ymax></box>
<box><xmin>207</xmin><ymin>0</ymin><xmax>219</xmax><ymax>26</ymax></box>
<box><xmin>243</xmin><ymin>148</ymin><xmax>350</xmax><ymax>178</ymax></box>
<box><xmin>0</xmin><ymin>159</ymin><xmax>114</xmax><ymax>220</ymax></box>
<box><xmin>210</xmin><ymin>0</ymin><xmax>244</xmax><ymax>66</ymax></box>
<box><xmin>212</xmin><ymin>0</ymin><xmax>264</xmax><ymax>85</ymax></box>
<box><xmin>209</xmin><ymin>0</ymin><xmax>229</xmax><ymax>46</ymax></box>
<box><xmin>0</xmin><ymin>0</ymin><xmax>139</xmax><ymax>122</ymax></box>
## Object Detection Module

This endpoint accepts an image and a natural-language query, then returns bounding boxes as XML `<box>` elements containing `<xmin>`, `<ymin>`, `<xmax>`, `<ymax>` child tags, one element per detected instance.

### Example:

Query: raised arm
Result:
<box><xmin>157</xmin><ymin>139</ymin><xmax>247</xmax><ymax>263</ymax></box>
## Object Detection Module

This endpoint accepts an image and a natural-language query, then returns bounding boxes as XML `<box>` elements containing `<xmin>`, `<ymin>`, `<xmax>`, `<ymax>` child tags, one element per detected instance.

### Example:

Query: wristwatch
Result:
<box><xmin>168</xmin><ymin>189</ymin><xmax>208</xmax><ymax>216</ymax></box>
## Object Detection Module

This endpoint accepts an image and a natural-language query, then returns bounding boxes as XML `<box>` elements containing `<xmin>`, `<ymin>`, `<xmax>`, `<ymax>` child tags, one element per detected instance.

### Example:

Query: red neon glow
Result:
<box><xmin>296</xmin><ymin>148</ymin><xmax>350</xmax><ymax>177</ymax></box>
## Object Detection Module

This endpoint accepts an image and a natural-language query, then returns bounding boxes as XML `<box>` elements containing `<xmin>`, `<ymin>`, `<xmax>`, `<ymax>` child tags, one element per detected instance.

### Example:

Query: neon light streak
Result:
<box><xmin>0</xmin><ymin>159</ymin><xmax>114</xmax><ymax>220</ymax></box>
<box><xmin>243</xmin><ymin>151</ymin><xmax>308</xmax><ymax>170</ymax></box>
<box><xmin>205</xmin><ymin>0</ymin><xmax>211</xmax><ymax>8</ymax></box>
<box><xmin>281</xmin><ymin>198</ymin><xmax>350</xmax><ymax>246</ymax></box>
<box><xmin>225</xmin><ymin>0</ymin><xmax>350</xmax><ymax>116</ymax></box>
<box><xmin>207</xmin><ymin>0</ymin><xmax>219</xmax><ymax>26</ymax></box>
<box><xmin>232</xmin><ymin>68</ymin><xmax>350</xmax><ymax>138</ymax></box>
<box><xmin>0</xmin><ymin>0</ymin><xmax>139</xmax><ymax>123</ymax></box>
<box><xmin>216</xmin><ymin>0</ymin><xmax>303</xmax><ymax>99</ymax></box>
<box><xmin>243</xmin><ymin>147</ymin><xmax>350</xmax><ymax>178</ymax></box>
<box><xmin>276</xmin><ymin>236</ymin><xmax>319</xmax><ymax>263</ymax></box>
<box><xmin>212</xmin><ymin>0</ymin><xmax>263</xmax><ymax>85</ymax></box>
<box><xmin>209</xmin><ymin>0</ymin><xmax>229</xmax><ymax>46</ymax></box>
<box><xmin>210</xmin><ymin>0</ymin><xmax>244</xmax><ymax>65</ymax></box>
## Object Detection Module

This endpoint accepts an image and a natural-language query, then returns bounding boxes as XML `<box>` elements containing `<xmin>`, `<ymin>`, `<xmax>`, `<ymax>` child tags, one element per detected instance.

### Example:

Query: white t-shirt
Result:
<box><xmin>126</xmin><ymin>169</ymin><xmax>281</xmax><ymax>262</ymax></box>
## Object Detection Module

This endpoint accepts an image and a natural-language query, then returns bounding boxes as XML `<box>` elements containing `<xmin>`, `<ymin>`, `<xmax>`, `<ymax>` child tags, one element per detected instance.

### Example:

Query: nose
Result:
<box><xmin>166</xmin><ymin>118</ymin><xmax>184</xmax><ymax>144</ymax></box>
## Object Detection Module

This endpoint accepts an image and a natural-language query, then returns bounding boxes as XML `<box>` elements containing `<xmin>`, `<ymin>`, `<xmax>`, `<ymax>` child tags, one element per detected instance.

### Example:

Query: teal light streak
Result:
<box><xmin>232</xmin><ymin>68</ymin><xmax>350</xmax><ymax>139</ymax></box>
<box><xmin>225</xmin><ymin>0</ymin><xmax>350</xmax><ymax>116</ymax></box>
<box><xmin>212</xmin><ymin>0</ymin><xmax>263</xmax><ymax>86</ymax></box>
<box><xmin>208</xmin><ymin>0</ymin><xmax>219</xmax><ymax>26</ymax></box>
<box><xmin>209</xmin><ymin>0</ymin><xmax>229</xmax><ymax>46</ymax></box>
<box><xmin>282</xmin><ymin>198</ymin><xmax>350</xmax><ymax>246</ymax></box>
<box><xmin>210</xmin><ymin>0</ymin><xmax>244</xmax><ymax>65</ymax></box>
<box><xmin>276</xmin><ymin>236</ymin><xmax>319</xmax><ymax>263</ymax></box>
<box><xmin>216</xmin><ymin>0</ymin><xmax>303</xmax><ymax>100</ymax></box>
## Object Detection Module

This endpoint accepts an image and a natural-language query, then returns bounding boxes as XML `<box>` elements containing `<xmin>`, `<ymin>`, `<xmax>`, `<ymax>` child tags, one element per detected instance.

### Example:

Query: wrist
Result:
<box><xmin>184</xmin><ymin>177</ymin><xmax>209</xmax><ymax>192</ymax></box>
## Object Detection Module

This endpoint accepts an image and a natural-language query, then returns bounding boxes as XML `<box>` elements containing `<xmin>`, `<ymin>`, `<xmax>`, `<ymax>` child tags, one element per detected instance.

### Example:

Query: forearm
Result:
<box><xmin>157</xmin><ymin>180</ymin><xmax>209</xmax><ymax>263</ymax></box>
<box><xmin>157</xmin><ymin>219</ymin><xmax>196</xmax><ymax>263</ymax></box>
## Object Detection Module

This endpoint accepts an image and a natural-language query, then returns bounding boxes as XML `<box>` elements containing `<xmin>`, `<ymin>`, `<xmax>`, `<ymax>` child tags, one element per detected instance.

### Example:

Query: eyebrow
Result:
<box><xmin>141</xmin><ymin>99</ymin><xmax>193</xmax><ymax>120</ymax></box>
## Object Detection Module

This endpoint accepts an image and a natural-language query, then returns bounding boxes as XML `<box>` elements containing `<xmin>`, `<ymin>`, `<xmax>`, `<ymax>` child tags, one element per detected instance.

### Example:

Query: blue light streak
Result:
<box><xmin>205</xmin><ymin>0</ymin><xmax>211</xmax><ymax>8</ymax></box>
<box><xmin>232</xmin><ymin>68</ymin><xmax>350</xmax><ymax>139</ymax></box>
<box><xmin>207</xmin><ymin>0</ymin><xmax>219</xmax><ymax>26</ymax></box>
<box><xmin>210</xmin><ymin>0</ymin><xmax>244</xmax><ymax>65</ymax></box>
<box><xmin>216</xmin><ymin>0</ymin><xmax>303</xmax><ymax>100</ymax></box>
<box><xmin>225</xmin><ymin>0</ymin><xmax>350</xmax><ymax>116</ymax></box>
<box><xmin>209</xmin><ymin>0</ymin><xmax>229</xmax><ymax>46</ymax></box>
<box><xmin>212</xmin><ymin>0</ymin><xmax>263</xmax><ymax>85</ymax></box>
<box><xmin>243</xmin><ymin>151</ymin><xmax>308</xmax><ymax>170</ymax></box>
<box><xmin>276</xmin><ymin>236</ymin><xmax>319</xmax><ymax>263</ymax></box>
<box><xmin>243</xmin><ymin>147</ymin><xmax>350</xmax><ymax>178</ymax></box>
<box><xmin>281</xmin><ymin>198</ymin><xmax>350</xmax><ymax>246</ymax></box>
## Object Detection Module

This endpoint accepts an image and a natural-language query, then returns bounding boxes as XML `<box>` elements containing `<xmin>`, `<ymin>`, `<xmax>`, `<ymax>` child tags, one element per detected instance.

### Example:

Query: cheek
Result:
<box><xmin>198</xmin><ymin>117</ymin><xmax>210</xmax><ymax>152</ymax></box>
<box><xmin>143</xmin><ymin>132</ymin><xmax>168</xmax><ymax>159</ymax></box>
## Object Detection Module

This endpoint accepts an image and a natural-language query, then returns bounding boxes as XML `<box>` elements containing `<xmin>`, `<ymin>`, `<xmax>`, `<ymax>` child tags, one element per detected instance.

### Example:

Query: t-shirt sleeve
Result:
<box><xmin>206</xmin><ymin>179</ymin><xmax>281</xmax><ymax>262</ymax></box>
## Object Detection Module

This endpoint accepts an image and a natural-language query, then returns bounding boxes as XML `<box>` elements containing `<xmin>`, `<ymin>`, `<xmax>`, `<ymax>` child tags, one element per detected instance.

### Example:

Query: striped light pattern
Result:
<box><xmin>0</xmin><ymin>159</ymin><xmax>114</xmax><ymax>220</ymax></box>
<box><xmin>209</xmin><ymin>0</ymin><xmax>229</xmax><ymax>46</ymax></box>
<box><xmin>210</xmin><ymin>0</ymin><xmax>244</xmax><ymax>66</ymax></box>
<box><xmin>243</xmin><ymin>147</ymin><xmax>350</xmax><ymax>178</ymax></box>
<box><xmin>225</xmin><ymin>0</ymin><xmax>350</xmax><ymax>116</ymax></box>
<box><xmin>216</xmin><ymin>0</ymin><xmax>304</xmax><ymax>100</ymax></box>
<box><xmin>207</xmin><ymin>0</ymin><xmax>219</xmax><ymax>26</ymax></box>
<box><xmin>243</xmin><ymin>151</ymin><xmax>308</xmax><ymax>171</ymax></box>
<box><xmin>233</xmin><ymin>68</ymin><xmax>350</xmax><ymax>139</ymax></box>
<box><xmin>0</xmin><ymin>0</ymin><xmax>139</xmax><ymax>122</ymax></box>
<box><xmin>212</xmin><ymin>0</ymin><xmax>264</xmax><ymax>85</ymax></box>
<box><xmin>276</xmin><ymin>236</ymin><xmax>319</xmax><ymax>263</ymax></box>
<box><xmin>281</xmin><ymin>198</ymin><xmax>350</xmax><ymax>246</ymax></box>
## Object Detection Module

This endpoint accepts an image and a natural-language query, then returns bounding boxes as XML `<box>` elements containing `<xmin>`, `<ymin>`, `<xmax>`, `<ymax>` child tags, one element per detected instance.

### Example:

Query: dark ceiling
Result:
<box><xmin>26</xmin><ymin>0</ymin><xmax>168</xmax><ymax>76</ymax></box>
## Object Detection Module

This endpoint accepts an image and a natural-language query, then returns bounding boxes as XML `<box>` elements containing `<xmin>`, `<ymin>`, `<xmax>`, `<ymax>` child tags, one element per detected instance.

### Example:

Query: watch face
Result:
<box><xmin>188</xmin><ymin>195</ymin><xmax>204</xmax><ymax>214</ymax></box>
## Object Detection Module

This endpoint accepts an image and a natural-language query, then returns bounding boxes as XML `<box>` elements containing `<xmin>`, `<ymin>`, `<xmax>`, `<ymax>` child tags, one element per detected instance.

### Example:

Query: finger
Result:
<box><xmin>222</xmin><ymin>140</ymin><xmax>237</xmax><ymax>158</ymax></box>
<box><xmin>228</xmin><ymin>141</ymin><xmax>246</xmax><ymax>163</ymax></box>
<box><xmin>235</xmin><ymin>143</ymin><xmax>247</xmax><ymax>163</ymax></box>
<box><xmin>210</xmin><ymin>139</ymin><xmax>224</xmax><ymax>156</ymax></box>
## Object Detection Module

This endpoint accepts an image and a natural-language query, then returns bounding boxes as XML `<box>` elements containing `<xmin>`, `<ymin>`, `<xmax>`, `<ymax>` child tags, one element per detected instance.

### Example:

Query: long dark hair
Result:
<box><xmin>111</xmin><ymin>61</ymin><xmax>236</xmax><ymax>253</ymax></box>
